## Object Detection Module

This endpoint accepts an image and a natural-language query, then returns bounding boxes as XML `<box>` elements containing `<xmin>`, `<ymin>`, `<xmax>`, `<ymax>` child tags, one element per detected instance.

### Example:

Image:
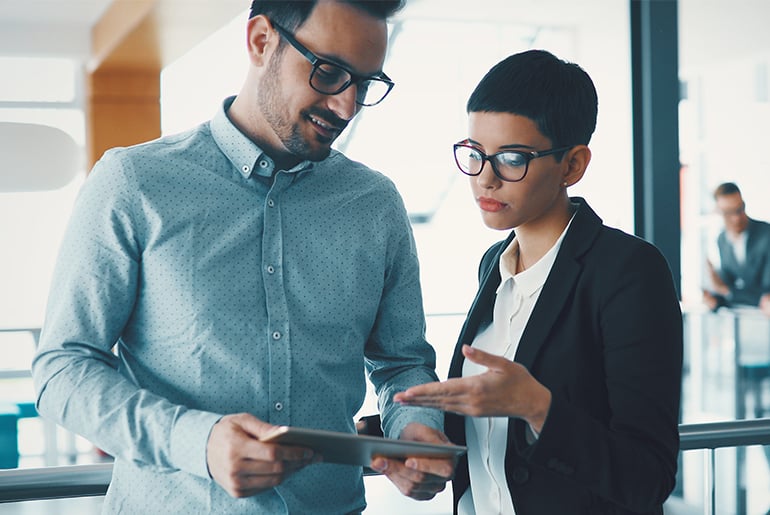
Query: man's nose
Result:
<box><xmin>327</xmin><ymin>85</ymin><xmax>359</xmax><ymax>121</ymax></box>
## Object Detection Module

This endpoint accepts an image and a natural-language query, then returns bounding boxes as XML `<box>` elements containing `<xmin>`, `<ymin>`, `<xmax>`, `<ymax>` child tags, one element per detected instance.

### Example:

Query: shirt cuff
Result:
<box><xmin>386</xmin><ymin>406</ymin><xmax>444</xmax><ymax>440</ymax></box>
<box><xmin>169</xmin><ymin>409</ymin><xmax>223</xmax><ymax>478</ymax></box>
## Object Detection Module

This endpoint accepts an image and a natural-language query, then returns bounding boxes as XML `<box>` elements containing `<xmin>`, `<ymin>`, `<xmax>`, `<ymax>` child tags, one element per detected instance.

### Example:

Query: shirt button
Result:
<box><xmin>266</xmin><ymin>265</ymin><xmax>275</xmax><ymax>274</ymax></box>
<box><xmin>274</xmin><ymin>402</ymin><xmax>283</xmax><ymax>411</ymax></box>
<box><xmin>259</xmin><ymin>160</ymin><xmax>269</xmax><ymax>168</ymax></box>
<box><xmin>241</xmin><ymin>165</ymin><xmax>250</xmax><ymax>173</ymax></box>
<box><xmin>267</xmin><ymin>199</ymin><xmax>275</xmax><ymax>207</ymax></box>
<box><xmin>272</xmin><ymin>331</ymin><xmax>281</xmax><ymax>340</ymax></box>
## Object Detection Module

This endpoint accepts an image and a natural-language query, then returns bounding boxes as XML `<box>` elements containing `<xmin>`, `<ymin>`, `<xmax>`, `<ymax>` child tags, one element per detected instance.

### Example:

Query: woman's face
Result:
<box><xmin>466</xmin><ymin>111</ymin><xmax>571</xmax><ymax>232</ymax></box>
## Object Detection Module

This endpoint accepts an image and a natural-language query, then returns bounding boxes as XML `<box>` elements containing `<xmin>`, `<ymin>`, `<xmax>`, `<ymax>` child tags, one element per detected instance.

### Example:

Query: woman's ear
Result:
<box><xmin>246</xmin><ymin>15</ymin><xmax>277</xmax><ymax>67</ymax></box>
<box><xmin>562</xmin><ymin>145</ymin><xmax>591</xmax><ymax>188</ymax></box>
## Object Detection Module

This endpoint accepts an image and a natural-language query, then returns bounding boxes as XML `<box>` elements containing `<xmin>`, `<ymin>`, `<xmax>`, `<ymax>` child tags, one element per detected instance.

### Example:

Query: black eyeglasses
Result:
<box><xmin>453</xmin><ymin>141</ymin><xmax>574</xmax><ymax>182</ymax></box>
<box><xmin>272</xmin><ymin>22</ymin><xmax>394</xmax><ymax>107</ymax></box>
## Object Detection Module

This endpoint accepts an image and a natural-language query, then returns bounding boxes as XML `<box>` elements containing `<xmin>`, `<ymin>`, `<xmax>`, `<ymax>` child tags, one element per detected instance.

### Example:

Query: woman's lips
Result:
<box><xmin>477</xmin><ymin>196</ymin><xmax>506</xmax><ymax>212</ymax></box>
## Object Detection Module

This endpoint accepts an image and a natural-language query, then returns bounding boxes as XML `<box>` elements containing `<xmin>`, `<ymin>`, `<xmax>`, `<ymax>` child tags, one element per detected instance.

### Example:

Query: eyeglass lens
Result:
<box><xmin>454</xmin><ymin>145</ymin><xmax>530</xmax><ymax>182</ymax></box>
<box><xmin>311</xmin><ymin>62</ymin><xmax>390</xmax><ymax>106</ymax></box>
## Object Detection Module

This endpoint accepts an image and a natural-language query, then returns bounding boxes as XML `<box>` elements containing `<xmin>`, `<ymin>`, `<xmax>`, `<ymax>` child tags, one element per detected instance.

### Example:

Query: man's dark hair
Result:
<box><xmin>467</xmin><ymin>49</ymin><xmax>598</xmax><ymax>154</ymax></box>
<box><xmin>249</xmin><ymin>1</ymin><xmax>404</xmax><ymax>31</ymax></box>
<box><xmin>714</xmin><ymin>182</ymin><xmax>741</xmax><ymax>199</ymax></box>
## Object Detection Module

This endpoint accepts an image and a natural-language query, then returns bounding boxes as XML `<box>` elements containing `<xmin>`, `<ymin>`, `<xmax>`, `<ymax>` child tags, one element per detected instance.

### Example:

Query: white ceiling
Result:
<box><xmin>0</xmin><ymin>0</ymin><xmax>113</xmax><ymax>59</ymax></box>
<box><xmin>1</xmin><ymin>0</ymin><xmax>769</xmax><ymax>68</ymax></box>
<box><xmin>0</xmin><ymin>0</ymin><xmax>111</xmax><ymax>24</ymax></box>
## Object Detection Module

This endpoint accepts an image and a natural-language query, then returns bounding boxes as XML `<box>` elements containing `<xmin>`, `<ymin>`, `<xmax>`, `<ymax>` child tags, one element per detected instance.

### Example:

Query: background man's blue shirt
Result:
<box><xmin>33</xmin><ymin>97</ymin><xmax>442</xmax><ymax>514</ymax></box>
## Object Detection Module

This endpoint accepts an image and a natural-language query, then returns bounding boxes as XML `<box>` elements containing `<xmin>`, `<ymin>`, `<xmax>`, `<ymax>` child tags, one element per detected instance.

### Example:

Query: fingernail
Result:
<box><xmin>371</xmin><ymin>458</ymin><xmax>388</xmax><ymax>472</ymax></box>
<box><xmin>405</xmin><ymin>459</ymin><xmax>417</xmax><ymax>469</ymax></box>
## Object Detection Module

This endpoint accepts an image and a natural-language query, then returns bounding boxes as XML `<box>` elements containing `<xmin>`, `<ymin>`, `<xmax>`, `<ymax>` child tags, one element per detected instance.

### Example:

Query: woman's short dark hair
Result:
<box><xmin>467</xmin><ymin>49</ymin><xmax>598</xmax><ymax>150</ymax></box>
<box><xmin>249</xmin><ymin>0</ymin><xmax>404</xmax><ymax>31</ymax></box>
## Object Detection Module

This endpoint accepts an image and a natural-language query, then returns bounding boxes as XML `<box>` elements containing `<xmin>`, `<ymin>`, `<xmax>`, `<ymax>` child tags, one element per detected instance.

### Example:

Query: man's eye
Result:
<box><xmin>315</xmin><ymin>63</ymin><xmax>347</xmax><ymax>85</ymax></box>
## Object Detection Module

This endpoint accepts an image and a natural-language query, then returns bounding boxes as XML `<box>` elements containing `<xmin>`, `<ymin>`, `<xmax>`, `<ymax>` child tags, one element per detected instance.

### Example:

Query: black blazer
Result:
<box><xmin>446</xmin><ymin>198</ymin><xmax>683</xmax><ymax>515</ymax></box>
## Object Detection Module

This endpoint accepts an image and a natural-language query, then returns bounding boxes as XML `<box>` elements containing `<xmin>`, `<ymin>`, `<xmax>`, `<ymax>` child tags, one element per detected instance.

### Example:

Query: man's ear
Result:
<box><xmin>246</xmin><ymin>15</ymin><xmax>278</xmax><ymax>67</ymax></box>
<box><xmin>562</xmin><ymin>145</ymin><xmax>591</xmax><ymax>188</ymax></box>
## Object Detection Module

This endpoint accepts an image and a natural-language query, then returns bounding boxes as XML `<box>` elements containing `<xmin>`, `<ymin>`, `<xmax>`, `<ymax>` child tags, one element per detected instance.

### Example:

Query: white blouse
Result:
<box><xmin>459</xmin><ymin>215</ymin><xmax>574</xmax><ymax>515</ymax></box>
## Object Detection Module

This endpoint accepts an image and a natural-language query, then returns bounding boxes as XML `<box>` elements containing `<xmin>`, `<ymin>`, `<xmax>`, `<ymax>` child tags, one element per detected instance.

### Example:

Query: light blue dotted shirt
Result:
<box><xmin>32</xmin><ymin>97</ymin><xmax>442</xmax><ymax>514</ymax></box>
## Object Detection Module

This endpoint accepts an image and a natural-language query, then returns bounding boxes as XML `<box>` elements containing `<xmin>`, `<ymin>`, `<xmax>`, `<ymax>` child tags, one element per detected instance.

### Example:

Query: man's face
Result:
<box><xmin>716</xmin><ymin>192</ymin><xmax>749</xmax><ymax>236</ymax></box>
<box><xmin>256</xmin><ymin>1</ymin><xmax>388</xmax><ymax>163</ymax></box>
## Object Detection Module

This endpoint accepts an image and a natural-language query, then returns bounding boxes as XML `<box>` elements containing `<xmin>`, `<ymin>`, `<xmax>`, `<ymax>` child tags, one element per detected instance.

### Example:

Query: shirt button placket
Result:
<box><xmin>263</xmin><ymin>175</ymin><xmax>291</xmax><ymax>426</ymax></box>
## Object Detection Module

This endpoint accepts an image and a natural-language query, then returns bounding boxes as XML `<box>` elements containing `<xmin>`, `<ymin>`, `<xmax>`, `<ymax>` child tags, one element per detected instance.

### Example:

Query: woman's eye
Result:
<box><xmin>498</xmin><ymin>152</ymin><xmax>527</xmax><ymax>167</ymax></box>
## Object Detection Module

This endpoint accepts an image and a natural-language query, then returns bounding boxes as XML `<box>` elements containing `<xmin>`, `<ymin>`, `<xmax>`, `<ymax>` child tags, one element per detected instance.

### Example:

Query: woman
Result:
<box><xmin>395</xmin><ymin>50</ymin><xmax>682</xmax><ymax>514</ymax></box>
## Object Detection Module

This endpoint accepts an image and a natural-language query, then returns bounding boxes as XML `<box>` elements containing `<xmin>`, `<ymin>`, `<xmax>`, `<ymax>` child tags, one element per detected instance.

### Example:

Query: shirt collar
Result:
<box><xmin>497</xmin><ymin>210</ymin><xmax>577</xmax><ymax>298</ymax></box>
<box><xmin>211</xmin><ymin>96</ymin><xmax>314</xmax><ymax>179</ymax></box>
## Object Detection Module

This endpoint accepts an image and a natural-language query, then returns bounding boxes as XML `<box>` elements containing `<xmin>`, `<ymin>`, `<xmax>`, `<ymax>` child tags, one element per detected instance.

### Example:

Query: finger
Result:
<box><xmin>394</xmin><ymin>381</ymin><xmax>444</xmax><ymax>402</ymax></box>
<box><xmin>404</xmin><ymin>376</ymin><xmax>477</xmax><ymax>398</ymax></box>
<box><xmin>372</xmin><ymin>458</ymin><xmax>448</xmax><ymax>500</ymax></box>
<box><xmin>226</xmin><ymin>416</ymin><xmax>315</xmax><ymax>463</ymax></box>
<box><xmin>403</xmin><ymin>456</ymin><xmax>455</xmax><ymax>480</ymax></box>
<box><xmin>400</xmin><ymin>398</ymin><xmax>479</xmax><ymax>416</ymax></box>
<box><xmin>461</xmin><ymin>345</ymin><xmax>510</xmax><ymax>370</ymax></box>
<box><xmin>244</xmin><ymin>439</ymin><xmax>314</xmax><ymax>466</ymax></box>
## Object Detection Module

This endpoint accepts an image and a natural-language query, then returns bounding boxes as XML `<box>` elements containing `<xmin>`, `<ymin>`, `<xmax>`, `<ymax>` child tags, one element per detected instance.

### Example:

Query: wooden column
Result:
<box><xmin>85</xmin><ymin>0</ymin><xmax>159</xmax><ymax>169</ymax></box>
<box><xmin>84</xmin><ymin>0</ymin><xmax>246</xmax><ymax>169</ymax></box>
<box><xmin>86</xmin><ymin>67</ymin><xmax>161</xmax><ymax>167</ymax></box>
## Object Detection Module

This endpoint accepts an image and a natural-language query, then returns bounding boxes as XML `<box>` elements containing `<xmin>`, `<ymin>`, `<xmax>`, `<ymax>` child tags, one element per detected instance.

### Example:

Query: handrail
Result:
<box><xmin>0</xmin><ymin>327</ymin><xmax>40</xmax><ymax>379</ymax></box>
<box><xmin>679</xmin><ymin>417</ymin><xmax>770</xmax><ymax>450</ymax></box>
<box><xmin>0</xmin><ymin>463</ymin><xmax>111</xmax><ymax>503</ymax></box>
<box><xmin>1</xmin><ymin>418</ymin><xmax>769</xmax><ymax>504</ymax></box>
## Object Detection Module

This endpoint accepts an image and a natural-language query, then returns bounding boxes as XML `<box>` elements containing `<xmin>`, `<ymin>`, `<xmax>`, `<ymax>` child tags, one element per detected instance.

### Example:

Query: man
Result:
<box><xmin>703</xmin><ymin>182</ymin><xmax>770</xmax><ymax>315</ymax></box>
<box><xmin>32</xmin><ymin>1</ymin><xmax>453</xmax><ymax>513</ymax></box>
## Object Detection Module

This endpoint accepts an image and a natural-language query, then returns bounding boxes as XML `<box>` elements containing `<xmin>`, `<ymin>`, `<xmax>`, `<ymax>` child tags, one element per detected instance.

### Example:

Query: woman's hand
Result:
<box><xmin>394</xmin><ymin>345</ymin><xmax>552</xmax><ymax>433</ymax></box>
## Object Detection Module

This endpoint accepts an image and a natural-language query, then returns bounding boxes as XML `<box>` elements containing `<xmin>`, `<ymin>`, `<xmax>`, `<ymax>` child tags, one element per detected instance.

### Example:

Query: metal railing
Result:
<box><xmin>0</xmin><ymin>327</ymin><xmax>39</xmax><ymax>380</ymax></box>
<box><xmin>0</xmin><ymin>418</ymin><xmax>768</xmax><ymax>510</ymax></box>
<box><xmin>680</xmin><ymin>418</ymin><xmax>770</xmax><ymax>515</ymax></box>
<box><xmin>0</xmin><ymin>463</ymin><xmax>111</xmax><ymax>502</ymax></box>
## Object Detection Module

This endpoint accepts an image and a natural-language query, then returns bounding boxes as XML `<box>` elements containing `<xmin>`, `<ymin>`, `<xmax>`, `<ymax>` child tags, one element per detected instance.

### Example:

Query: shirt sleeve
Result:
<box><xmin>363</xmin><ymin>180</ymin><xmax>444</xmax><ymax>439</ymax></box>
<box><xmin>31</xmin><ymin>151</ymin><xmax>221</xmax><ymax>478</ymax></box>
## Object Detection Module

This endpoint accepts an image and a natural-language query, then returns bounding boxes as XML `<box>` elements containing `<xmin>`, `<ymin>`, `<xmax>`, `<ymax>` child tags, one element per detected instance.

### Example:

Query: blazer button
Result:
<box><xmin>511</xmin><ymin>466</ymin><xmax>529</xmax><ymax>484</ymax></box>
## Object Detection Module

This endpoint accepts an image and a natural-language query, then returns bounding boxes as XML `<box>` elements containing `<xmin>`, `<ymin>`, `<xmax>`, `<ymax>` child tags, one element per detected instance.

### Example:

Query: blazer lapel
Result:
<box><xmin>448</xmin><ymin>233</ymin><xmax>514</xmax><ymax>378</ymax></box>
<box><xmin>514</xmin><ymin>199</ymin><xmax>603</xmax><ymax>368</ymax></box>
<box><xmin>448</xmin><ymin>198</ymin><xmax>603</xmax><ymax>375</ymax></box>
<box><xmin>743</xmin><ymin>219</ymin><xmax>760</xmax><ymax>269</ymax></box>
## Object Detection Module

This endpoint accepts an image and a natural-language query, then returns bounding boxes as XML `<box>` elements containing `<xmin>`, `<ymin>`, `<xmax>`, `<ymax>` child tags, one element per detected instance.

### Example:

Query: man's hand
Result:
<box><xmin>706</xmin><ymin>259</ymin><xmax>730</xmax><ymax>296</ymax></box>
<box><xmin>206</xmin><ymin>413</ymin><xmax>316</xmax><ymax>498</ymax></box>
<box><xmin>370</xmin><ymin>423</ymin><xmax>454</xmax><ymax>501</ymax></box>
<box><xmin>760</xmin><ymin>293</ymin><xmax>770</xmax><ymax>317</ymax></box>
<box><xmin>702</xmin><ymin>289</ymin><xmax>719</xmax><ymax>311</ymax></box>
<box><xmin>395</xmin><ymin>345</ymin><xmax>552</xmax><ymax>433</ymax></box>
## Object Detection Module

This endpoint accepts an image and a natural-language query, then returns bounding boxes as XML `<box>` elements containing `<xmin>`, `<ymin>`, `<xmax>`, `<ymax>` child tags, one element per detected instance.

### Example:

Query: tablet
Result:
<box><xmin>260</xmin><ymin>425</ymin><xmax>466</xmax><ymax>467</ymax></box>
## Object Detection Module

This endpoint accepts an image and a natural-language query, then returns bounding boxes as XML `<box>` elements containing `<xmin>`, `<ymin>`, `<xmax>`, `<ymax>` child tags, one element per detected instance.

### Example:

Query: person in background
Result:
<box><xmin>703</xmin><ymin>182</ymin><xmax>770</xmax><ymax>316</ymax></box>
<box><xmin>704</xmin><ymin>182</ymin><xmax>770</xmax><ymax>510</ymax></box>
<box><xmin>395</xmin><ymin>49</ymin><xmax>683</xmax><ymax>514</ymax></box>
<box><xmin>32</xmin><ymin>1</ymin><xmax>454</xmax><ymax>513</ymax></box>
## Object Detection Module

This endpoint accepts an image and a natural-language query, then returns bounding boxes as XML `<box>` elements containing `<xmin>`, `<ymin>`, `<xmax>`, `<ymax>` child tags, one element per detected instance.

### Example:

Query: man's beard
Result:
<box><xmin>257</xmin><ymin>53</ymin><xmax>336</xmax><ymax>163</ymax></box>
